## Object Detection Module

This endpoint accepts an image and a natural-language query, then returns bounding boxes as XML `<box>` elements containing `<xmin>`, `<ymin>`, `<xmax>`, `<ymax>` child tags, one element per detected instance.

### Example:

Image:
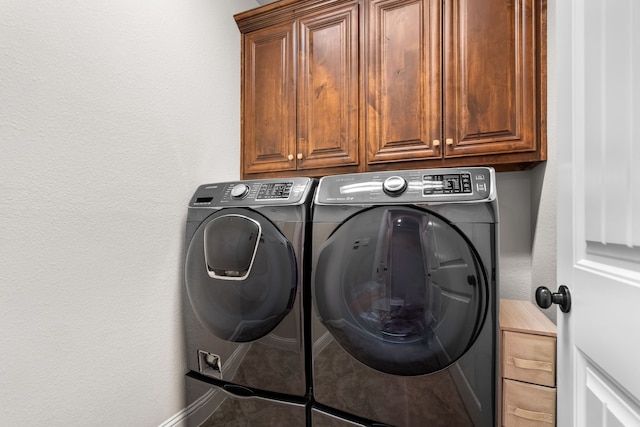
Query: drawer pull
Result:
<box><xmin>507</xmin><ymin>405</ymin><xmax>553</xmax><ymax>424</ymax></box>
<box><xmin>510</xmin><ymin>356</ymin><xmax>553</xmax><ymax>372</ymax></box>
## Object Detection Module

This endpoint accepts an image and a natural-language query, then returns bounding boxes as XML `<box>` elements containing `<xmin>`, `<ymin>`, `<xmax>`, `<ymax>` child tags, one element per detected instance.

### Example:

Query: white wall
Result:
<box><xmin>496</xmin><ymin>171</ymin><xmax>533</xmax><ymax>299</ymax></box>
<box><xmin>496</xmin><ymin>162</ymin><xmax>557</xmax><ymax>322</ymax></box>
<box><xmin>0</xmin><ymin>1</ymin><xmax>258</xmax><ymax>426</ymax></box>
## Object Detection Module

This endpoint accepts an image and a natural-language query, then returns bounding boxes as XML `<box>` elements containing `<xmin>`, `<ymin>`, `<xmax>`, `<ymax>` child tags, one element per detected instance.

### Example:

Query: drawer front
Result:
<box><xmin>503</xmin><ymin>330</ymin><xmax>556</xmax><ymax>387</ymax></box>
<box><xmin>503</xmin><ymin>379</ymin><xmax>556</xmax><ymax>426</ymax></box>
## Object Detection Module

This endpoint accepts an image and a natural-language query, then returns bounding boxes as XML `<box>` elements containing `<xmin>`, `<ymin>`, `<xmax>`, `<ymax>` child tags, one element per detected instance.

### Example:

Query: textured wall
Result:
<box><xmin>496</xmin><ymin>164</ymin><xmax>557</xmax><ymax>323</ymax></box>
<box><xmin>0</xmin><ymin>1</ymin><xmax>257</xmax><ymax>425</ymax></box>
<box><xmin>496</xmin><ymin>171</ymin><xmax>533</xmax><ymax>300</ymax></box>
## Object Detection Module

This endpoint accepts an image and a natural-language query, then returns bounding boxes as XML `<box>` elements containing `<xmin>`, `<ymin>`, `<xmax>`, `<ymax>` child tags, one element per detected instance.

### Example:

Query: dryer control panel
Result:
<box><xmin>315</xmin><ymin>167</ymin><xmax>495</xmax><ymax>205</ymax></box>
<box><xmin>190</xmin><ymin>177</ymin><xmax>315</xmax><ymax>208</ymax></box>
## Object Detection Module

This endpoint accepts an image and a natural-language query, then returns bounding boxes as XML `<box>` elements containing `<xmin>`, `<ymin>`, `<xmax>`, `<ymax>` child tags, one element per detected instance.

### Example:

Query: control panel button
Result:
<box><xmin>256</xmin><ymin>182</ymin><xmax>293</xmax><ymax>200</ymax></box>
<box><xmin>383</xmin><ymin>176</ymin><xmax>408</xmax><ymax>195</ymax></box>
<box><xmin>423</xmin><ymin>173</ymin><xmax>473</xmax><ymax>195</ymax></box>
<box><xmin>230</xmin><ymin>184</ymin><xmax>250</xmax><ymax>199</ymax></box>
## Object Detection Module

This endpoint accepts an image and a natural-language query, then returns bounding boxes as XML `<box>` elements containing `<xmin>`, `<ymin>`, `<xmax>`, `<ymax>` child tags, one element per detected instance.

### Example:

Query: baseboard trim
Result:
<box><xmin>158</xmin><ymin>387</ymin><xmax>221</xmax><ymax>427</ymax></box>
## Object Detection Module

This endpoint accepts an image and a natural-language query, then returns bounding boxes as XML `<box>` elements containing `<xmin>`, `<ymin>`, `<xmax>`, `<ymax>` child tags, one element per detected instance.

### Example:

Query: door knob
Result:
<box><xmin>535</xmin><ymin>285</ymin><xmax>571</xmax><ymax>313</ymax></box>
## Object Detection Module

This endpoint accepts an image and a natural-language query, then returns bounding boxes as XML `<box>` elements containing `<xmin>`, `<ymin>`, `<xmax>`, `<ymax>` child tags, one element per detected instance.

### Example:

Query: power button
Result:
<box><xmin>382</xmin><ymin>176</ymin><xmax>407</xmax><ymax>196</ymax></box>
<box><xmin>230</xmin><ymin>184</ymin><xmax>250</xmax><ymax>199</ymax></box>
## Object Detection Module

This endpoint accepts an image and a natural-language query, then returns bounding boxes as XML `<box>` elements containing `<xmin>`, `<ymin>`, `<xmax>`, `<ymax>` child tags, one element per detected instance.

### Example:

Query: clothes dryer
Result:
<box><xmin>183</xmin><ymin>177</ymin><xmax>315</xmax><ymax>426</ymax></box>
<box><xmin>310</xmin><ymin>167</ymin><xmax>498</xmax><ymax>427</ymax></box>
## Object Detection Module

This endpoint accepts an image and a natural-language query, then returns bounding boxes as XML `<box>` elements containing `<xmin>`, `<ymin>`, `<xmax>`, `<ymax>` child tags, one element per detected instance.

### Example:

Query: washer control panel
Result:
<box><xmin>190</xmin><ymin>177</ymin><xmax>314</xmax><ymax>207</ymax></box>
<box><xmin>315</xmin><ymin>167</ymin><xmax>495</xmax><ymax>205</ymax></box>
<box><xmin>423</xmin><ymin>172</ymin><xmax>472</xmax><ymax>195</ymax></box>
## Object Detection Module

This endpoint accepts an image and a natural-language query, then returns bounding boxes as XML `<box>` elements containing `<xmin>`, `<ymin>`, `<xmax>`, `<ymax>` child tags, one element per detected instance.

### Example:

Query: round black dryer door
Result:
<box><xmin>185</xmin><ymin>208</ymin><xmax>297</xmax><ymax>342</ymax></box>
<box><xmin>314</xmin><ymin>206</ymin><xmax>488</xmax><ymax>376</ymax></box>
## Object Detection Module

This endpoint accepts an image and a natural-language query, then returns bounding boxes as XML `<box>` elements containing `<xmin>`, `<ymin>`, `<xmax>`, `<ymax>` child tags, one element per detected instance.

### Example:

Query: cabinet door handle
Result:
<box><xmin>510</xmin><ymin>356</ymin><xmax>553</xmax><ymax>372</ymax></box>
<box><xmin>446</xmin><ymin>138</ymin><xmax>454</xmax><ymax>146</ymax></box>
<box><xmin>287</xmin><ymin>154</ymin><xmax>294</xmax><ymax>161</ymax></box>
<box><xmin>432</xmin><ymin>139</ymin><xmax>440</xmax><ymax>147</ymax></box>
<box><xmin>297</xmin><ymin>153</ymin><xmax>303</xmax><ymax>160</ymax></box>
<box><xmin>507</xmin><ymin>405</ymin><xmax>553</xmax><ymax>424</ymax></box>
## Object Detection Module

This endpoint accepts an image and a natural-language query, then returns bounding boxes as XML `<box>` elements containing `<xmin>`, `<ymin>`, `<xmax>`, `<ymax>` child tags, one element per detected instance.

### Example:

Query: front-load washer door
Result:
<box><xmin>186</xmin><ymin>208</ymin><xmax>297</xmax><ymax>342</ymax></box>
<box><xmin>314</xmin><ymin>206</ymin><xmax>488</xmax><ymax>376</ymax></box>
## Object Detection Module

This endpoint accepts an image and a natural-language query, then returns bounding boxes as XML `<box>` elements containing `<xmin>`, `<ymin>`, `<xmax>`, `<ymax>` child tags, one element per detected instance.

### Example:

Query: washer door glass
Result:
<box><xmin>314</xmin><ymin>206</ymin><xmax>488</xmax><ymax>376</ymax></box>
<box><xmin>186</xmin><ymin>208</ymin><xmax>297</xmax><ymax>342</ymax></box>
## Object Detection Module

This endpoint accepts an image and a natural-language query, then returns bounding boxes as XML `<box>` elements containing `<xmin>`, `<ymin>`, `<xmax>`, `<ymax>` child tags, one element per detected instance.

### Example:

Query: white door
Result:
<box><xmin>555</xmin><ymin>0</ymin><xmax>640</xmax><ymax>425</ymax></box>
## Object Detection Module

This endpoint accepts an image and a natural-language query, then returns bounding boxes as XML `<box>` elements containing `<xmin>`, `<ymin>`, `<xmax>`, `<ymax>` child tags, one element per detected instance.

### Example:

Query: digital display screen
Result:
<box><xmin>423</xmin><ymin>173</ymin><xmax>472</xmax><ymax>194</ymax></box>
<box><xmin>256</xmin><ymin>182</ymin><xmax>293</xmax><ymax>200</ymax></box>
<box><xmin>194</xmin><ymin>197</ymin><xmax>213</xmax><ymax>204</ymax></box>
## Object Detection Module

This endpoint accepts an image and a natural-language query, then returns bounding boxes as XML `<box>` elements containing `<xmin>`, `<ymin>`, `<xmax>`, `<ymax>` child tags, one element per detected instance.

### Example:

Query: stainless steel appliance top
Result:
<box><xmin>315</xmin><ymin>167</ymin><xmax>496</xmax><ymax>205</ymax></box>
<box><xmin>189</xmin><ymin>177</ymin><xmax>315</xmax><ymax>208</ymax></box>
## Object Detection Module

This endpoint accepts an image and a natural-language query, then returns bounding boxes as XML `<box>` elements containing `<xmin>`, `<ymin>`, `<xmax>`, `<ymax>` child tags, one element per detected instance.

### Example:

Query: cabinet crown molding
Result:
<box><xmin>235</xmin><ymin>0</ymin><xmax>356</xmax><ymax>33</ymax></box>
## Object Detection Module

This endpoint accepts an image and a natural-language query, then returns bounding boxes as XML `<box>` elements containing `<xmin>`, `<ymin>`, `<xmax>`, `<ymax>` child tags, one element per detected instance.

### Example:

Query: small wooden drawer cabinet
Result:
<box><xmin>499</xmin><ymin>299</ymin><xmax>557</xmax><ymax>426</ymax></box>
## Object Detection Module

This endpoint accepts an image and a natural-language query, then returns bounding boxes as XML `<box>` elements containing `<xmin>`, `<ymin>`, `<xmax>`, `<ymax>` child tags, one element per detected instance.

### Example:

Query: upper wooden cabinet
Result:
<box><xmin>236</xmin><ymin>0</ymin><xmax>546</xmax><ymax>178</ymax></box>
<box><xmin>236</xmin><ymin>0</ymin><xmax>360</xmax><ymax>178</ymax></box>
<box><xmin>366</xmin><ymin>0</ymin><xmax>546</xmax><ymax>170</ymax></box>
<box><xmin>365</xmin><ymin>0</ymin><xmax>442</xmax><ymax>164</ymax></box>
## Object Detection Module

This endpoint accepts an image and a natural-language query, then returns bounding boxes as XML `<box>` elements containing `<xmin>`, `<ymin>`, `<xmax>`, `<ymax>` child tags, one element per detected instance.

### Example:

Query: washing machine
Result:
<box><xmin>183</xmin><ymin>177</ymin><xmax>316</xmax><ymax>426</ymax></box>
<box><xmin>310</xmin><ymin>167</ymin><xmax>498</xmax><ymax>427</ymax></box>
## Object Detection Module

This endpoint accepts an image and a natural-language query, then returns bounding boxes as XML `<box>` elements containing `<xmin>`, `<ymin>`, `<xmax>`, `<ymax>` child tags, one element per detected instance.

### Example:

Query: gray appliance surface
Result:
<box><xmin>183</xmin><ymin>177</ymin><xmax>315</xmax><ymax>426</ymax></box>
<box><xmin>311</xmin><ymin>406</ymin><xmax>370</xmax><ymax>427</ymax></box>
<box><xmin>311</xmin><ymin>167</ymin><xmax>498</xmax><ymax>427</ymax></box>
<box><xmin>185</xmin><ymin>374</ymin><xmax>306</xmax><ymax>427</ymax></box>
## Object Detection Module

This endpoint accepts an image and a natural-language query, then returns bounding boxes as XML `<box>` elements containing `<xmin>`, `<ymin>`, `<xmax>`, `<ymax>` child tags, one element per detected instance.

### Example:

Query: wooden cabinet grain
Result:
<box><xmin>366</xmin><ymin>0</ymin><xmax>546</xmax><ymax>171</ymax></box>
<box><xmin>236</xmin><ymin>0</ymin><xmax>546</xmax><ymax>178</ymax></box>
<box><xmin>365</xmin><ymin>0</ymin><xmax>442</xmax><ymax>164</ymax></box>
<box><xmin>241</xmin><ymin>21</ymin><xmax>297</xmax><ymax>175</ymax></box>
<box><xmin>500</xmin><ymin>299</ymin><xmax>557</xmax><ymax>427</ymax></box>
<box><xmin>236</xmin><ymin>0</ymin><xmax>360</xmax><ymax>179</ymax></box>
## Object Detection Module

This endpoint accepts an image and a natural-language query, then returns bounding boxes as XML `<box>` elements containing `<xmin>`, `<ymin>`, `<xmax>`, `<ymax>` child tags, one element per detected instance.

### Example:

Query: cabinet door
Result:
<box><xmin>443</xmin><ymin>0</ymin><xmax>542</xmax><ymax>160</ymax></box>
<box><xmin>366</xmin><ymin>0</ymin><xmax>442</xmax><ymax>164</ymax></box>
<box><xmin>298</xmin><ymin>3</ymin><xmax>360</xmax><ymax>170</ymax></box>
<box><xmin>242</xmin><ymin>22</ymin><xmax>297</xmax><ymax>175</ymax></box>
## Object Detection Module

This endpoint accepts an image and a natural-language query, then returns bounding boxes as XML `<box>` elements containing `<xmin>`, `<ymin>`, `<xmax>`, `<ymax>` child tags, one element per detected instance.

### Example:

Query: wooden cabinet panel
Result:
<box><xmin>242</xmin><ymin>23</ymin><xmax>297</xmax><ymax>174</ymax></box>
<box><xmin>237</xmin><ymin>0</ymin><xmax>546</xmax><ymax>177</ymax></box>
<box><xmin>298</xmin><ymin>3</ymin><xmax>359</xmax><ymax>170</ymax></box>
<box><xmin>500</xmin><ymin>299</ymin><xmax>557</xmax><ymax>427</ymax></box>
<box><xmin>503</xmin><ymin>331</ymin><xmax>556</xmax><ymax>387</ymax></box>
<box><xmin>238</xmin><ymin>1</ymin><xmax>361</xmax><ymax>178</ymax></box>
<box><xmin>503</xmin><ymin>379</ymin><xmax>556</xmax><ymax>426</ymax></box>
<box><xmin>444</xmin><ymin>0</ymin><xmax>541</xmax><ymax>160</ymax></box>
<box><xmin>366</xmin><ymin>0</ymin><xmax>442</xmax><ymax>164</ymax></box>
<box><xmin>366</xmin><ymin>0</ymin><xmax>546</xmax><ymax>171</ymax></box>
